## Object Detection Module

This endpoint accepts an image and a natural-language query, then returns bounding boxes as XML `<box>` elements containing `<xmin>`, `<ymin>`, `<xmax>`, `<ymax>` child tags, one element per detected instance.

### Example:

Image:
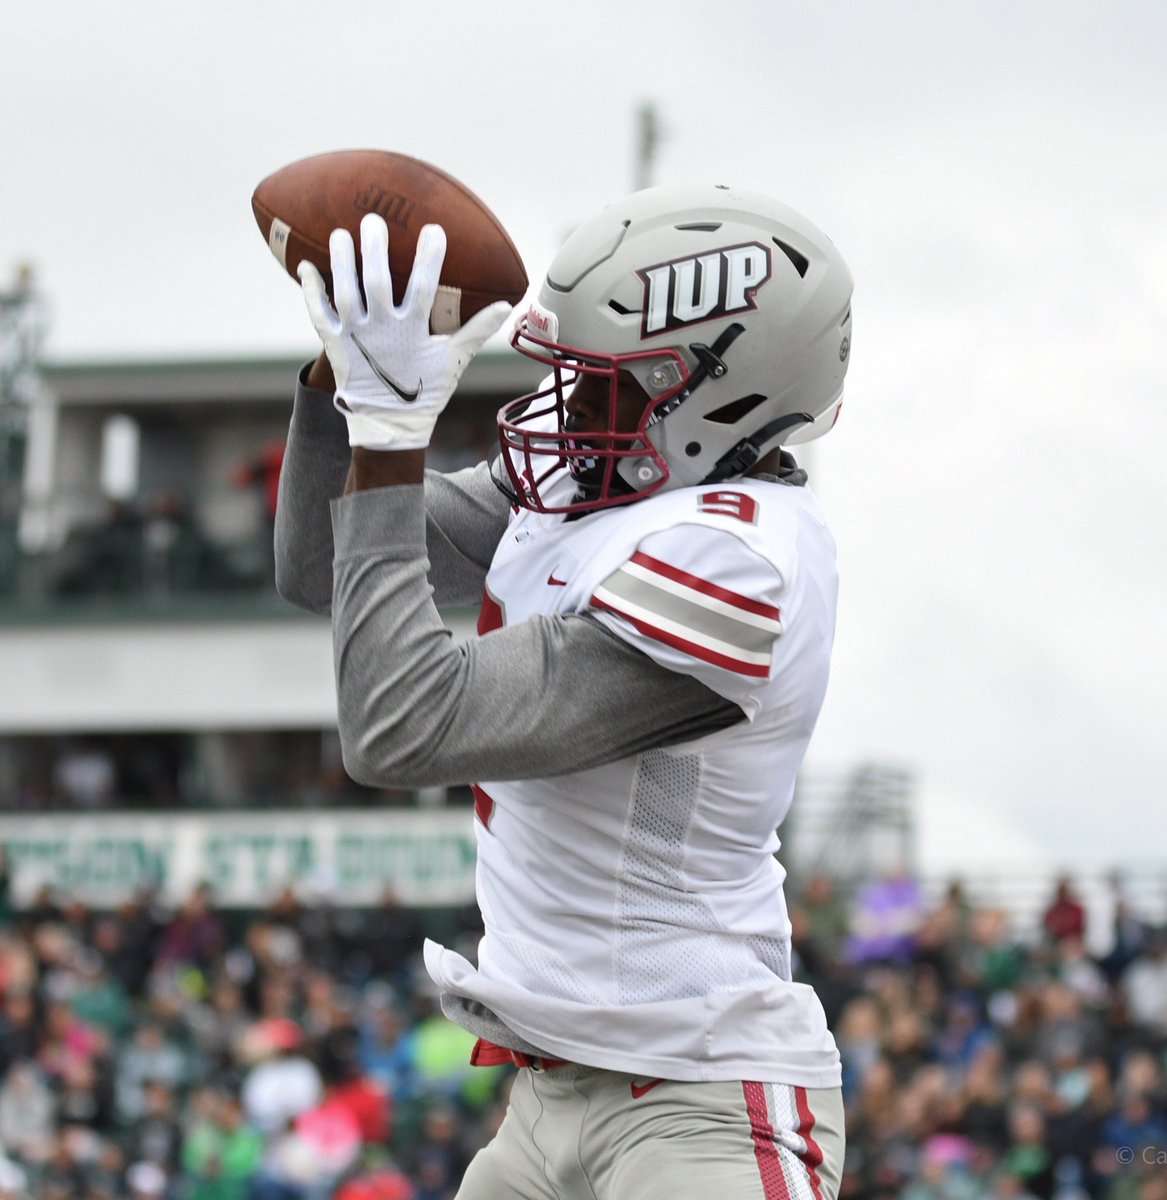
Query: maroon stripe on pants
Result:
<box><xmin>794</xmin><ymin>1086</ymin><xmax>825</xmax><ymax>1200</ymax></box>
<box><xmin>742</xmin><ymin>1082</ymin><xmax>791</xmax><ymax>1200</ymax></box>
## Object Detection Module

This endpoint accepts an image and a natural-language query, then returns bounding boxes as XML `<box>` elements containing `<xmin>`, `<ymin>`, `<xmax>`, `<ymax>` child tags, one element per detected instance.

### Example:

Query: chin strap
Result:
<box><xmin>701</xmin><ymin>411</ymin><xmax>814</xmax><ymax>484</ymax></box>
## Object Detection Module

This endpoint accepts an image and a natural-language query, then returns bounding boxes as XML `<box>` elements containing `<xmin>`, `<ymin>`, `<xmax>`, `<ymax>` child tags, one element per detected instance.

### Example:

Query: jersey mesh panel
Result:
<box><xmin>749</xmin><ymin>934</ymin><xmax>792</xmax><ymax>983</ymax></box>
<box><xmin>616</xmin><ymin>750</ymin><xmax>720</xmax><ymax>1004</ymax></box>
<box><xmin>616</xmin><ymin>749</ymin><xmax>794</xmax><ymax>1004</ymax></box>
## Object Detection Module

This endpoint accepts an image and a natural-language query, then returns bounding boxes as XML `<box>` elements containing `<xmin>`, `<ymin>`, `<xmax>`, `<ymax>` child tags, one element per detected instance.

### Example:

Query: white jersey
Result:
<box><xmin>424</xmin><ymin>460</ymin><xmax>842</xmax><ymax>1087</ymax></box>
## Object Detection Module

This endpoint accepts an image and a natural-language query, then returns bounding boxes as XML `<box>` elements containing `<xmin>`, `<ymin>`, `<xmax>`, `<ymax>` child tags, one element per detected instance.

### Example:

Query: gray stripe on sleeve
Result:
<box><xmin>595</xmin><ymin>569</ymin><xmax>780</xmax><ymax>655</ymax></box>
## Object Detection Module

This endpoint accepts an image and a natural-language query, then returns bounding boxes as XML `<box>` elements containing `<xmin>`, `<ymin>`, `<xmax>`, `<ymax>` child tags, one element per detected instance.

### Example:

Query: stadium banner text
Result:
<box><xmin>0</xmin><ymin>808</ymin><xmax>477</xmax><ymax>908</ymax></box>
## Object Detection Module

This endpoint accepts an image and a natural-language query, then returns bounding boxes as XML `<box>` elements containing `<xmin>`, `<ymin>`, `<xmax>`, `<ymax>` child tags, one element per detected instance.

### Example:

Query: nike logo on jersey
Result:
<box><xmin>351</xmin><ymin>335</ymin><xmax>422</xmax><ymax>402</ymax></box>
<box><xmin>630</xmin><ymin>1078</ymin><xmax>665</xmax><ymax>1099</ymax></box>
<box><xmin>546</xmin><ymin>572</ymin><xmax>568</xmax><ymax>587</ymax></box>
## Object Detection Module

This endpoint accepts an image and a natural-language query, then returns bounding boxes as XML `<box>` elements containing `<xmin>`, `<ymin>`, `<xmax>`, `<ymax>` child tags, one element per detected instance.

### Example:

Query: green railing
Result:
<box><xmin>0</xmin><ymin>518</ymin><xmax>297</xmax><ymax>623</ymax></box>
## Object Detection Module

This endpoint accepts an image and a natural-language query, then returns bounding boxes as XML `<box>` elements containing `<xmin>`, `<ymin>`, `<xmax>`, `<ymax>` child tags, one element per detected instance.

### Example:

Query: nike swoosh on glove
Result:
<box><xmin>298</xmin><ymin>213</ymin><xmax>514</xmax><ymax>450</ymax></box>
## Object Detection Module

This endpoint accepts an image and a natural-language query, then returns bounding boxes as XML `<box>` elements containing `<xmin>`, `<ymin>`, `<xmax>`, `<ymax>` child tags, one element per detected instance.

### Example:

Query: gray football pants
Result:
<box><xmin>456</xmin><ymin>1064</ymin><xmax>845</xmax><ymax>1200</ymax></box>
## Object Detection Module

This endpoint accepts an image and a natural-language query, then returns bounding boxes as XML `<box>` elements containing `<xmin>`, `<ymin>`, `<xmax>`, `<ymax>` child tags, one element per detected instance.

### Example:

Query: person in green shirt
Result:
<box><xmin>181</xmin><ymin>1087</ymin><xmax>265</xmax><ymax>1200</ymax></box>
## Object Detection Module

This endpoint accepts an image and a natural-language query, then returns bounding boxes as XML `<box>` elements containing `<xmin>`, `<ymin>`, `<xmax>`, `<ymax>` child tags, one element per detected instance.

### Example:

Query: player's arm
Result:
<box><xmin>272</xmin><ymin>355</ymin><xmax>352</xmax><ymax>615</ymax></box>
<box><xmin>331</xmin><ymin>485</ymin><xmax>743</xmax><ymax>787</ymax></box>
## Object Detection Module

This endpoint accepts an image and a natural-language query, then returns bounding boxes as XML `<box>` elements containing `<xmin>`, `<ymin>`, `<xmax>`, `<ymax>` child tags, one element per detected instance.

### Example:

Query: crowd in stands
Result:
<box><xmin>0</xmin><ymin>863</ymin><xmax>1165</xmax><ymax>1199</ymax></box>
<box><xmin>802</xmin><ymin>871</ymin><xmax>1167</xmax><ymax>1200</ymax></box>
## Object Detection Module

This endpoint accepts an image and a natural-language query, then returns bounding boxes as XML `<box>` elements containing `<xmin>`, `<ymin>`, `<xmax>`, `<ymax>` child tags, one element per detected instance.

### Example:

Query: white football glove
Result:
<box><xmin>298</xmin><ymin>213</ymin><xmax>514</xmax><ymax>450</ymax></box>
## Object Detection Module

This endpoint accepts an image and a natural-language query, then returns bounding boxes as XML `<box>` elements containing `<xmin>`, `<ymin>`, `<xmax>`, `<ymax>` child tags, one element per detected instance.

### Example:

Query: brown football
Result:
<box><xmin>251</xmin><ymin>149</ymin><xmax>528</xmax><ymax>333</ymax></box>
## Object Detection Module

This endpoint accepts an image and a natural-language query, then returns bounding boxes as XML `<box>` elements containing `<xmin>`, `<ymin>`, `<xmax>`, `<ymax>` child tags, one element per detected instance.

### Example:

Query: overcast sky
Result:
<box><xmin>3</xmin><ymin>0</ymin><xmax>1165</xmax><ymax>880</ymax></box>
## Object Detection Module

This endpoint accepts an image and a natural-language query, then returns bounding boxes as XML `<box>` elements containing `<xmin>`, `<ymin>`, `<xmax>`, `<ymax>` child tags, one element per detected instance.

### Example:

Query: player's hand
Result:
<box><xmin>298</xmin><ymin>214</ymin><xmax>513</xmax><ymax>450</ymax></box>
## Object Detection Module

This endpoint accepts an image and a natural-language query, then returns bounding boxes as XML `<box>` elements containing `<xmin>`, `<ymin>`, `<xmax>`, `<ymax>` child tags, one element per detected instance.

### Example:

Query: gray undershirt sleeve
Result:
<box><xmin>274</xmin><ymin>366</ymin><xmax>511</xmax><ymax>615</ymax></box>
<box><xmin>331</xmin><ymin>484</ymin><xmax>744</xmax><ymax>788</ymax></box>
<box><xmin>273</xmin><ymin>369</ymin><xmax>352</xmax><ymax>615</ymax></box>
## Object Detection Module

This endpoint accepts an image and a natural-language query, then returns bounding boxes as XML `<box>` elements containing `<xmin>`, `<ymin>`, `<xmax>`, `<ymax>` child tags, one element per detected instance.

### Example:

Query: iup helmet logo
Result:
<box><xmin>638</xmin><ymin>242</ymin><xmax>771</xmax><ymax>338</ymax></box>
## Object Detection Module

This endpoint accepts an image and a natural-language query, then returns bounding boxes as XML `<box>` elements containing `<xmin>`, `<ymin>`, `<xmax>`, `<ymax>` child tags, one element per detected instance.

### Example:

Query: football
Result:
<box><xmin>251</xmin><ymin>149</ymin><xmax>528</xmax><ymax>333</ymax></box>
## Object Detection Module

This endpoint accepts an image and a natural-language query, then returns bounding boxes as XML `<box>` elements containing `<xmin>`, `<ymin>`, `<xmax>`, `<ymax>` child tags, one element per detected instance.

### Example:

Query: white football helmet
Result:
<box><xmin>500</xmin><ymin>183</ymin><xmax>853</xmax><ymax>514</ymax></box>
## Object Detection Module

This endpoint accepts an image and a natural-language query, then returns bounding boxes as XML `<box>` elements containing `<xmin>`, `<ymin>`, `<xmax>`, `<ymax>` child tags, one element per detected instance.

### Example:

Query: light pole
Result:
<box><xmin>0</xmin><ymin>264</ymin><xmax>47</xmax><ymax>593</ymax></box>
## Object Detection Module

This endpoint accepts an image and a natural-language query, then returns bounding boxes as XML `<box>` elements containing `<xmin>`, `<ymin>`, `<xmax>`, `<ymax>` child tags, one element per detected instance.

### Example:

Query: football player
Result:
<box><xmin>276</xmin><ymin>183</ymin><xmax>853</xmax><ymax>1200</ymax></box>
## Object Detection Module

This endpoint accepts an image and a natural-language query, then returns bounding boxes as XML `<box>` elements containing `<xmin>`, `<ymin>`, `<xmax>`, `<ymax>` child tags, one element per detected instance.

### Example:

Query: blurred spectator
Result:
<box><xmin>0</xmin><ymin>1061</ymin><xmax>55</xmax><ymax>1162</ymax></box>
<box><xmin>125</xmin><ymin>1080</ymin><xmax>182</xmax><ymax>1174</ymax></box>
<box><xmin>410</xmin><ymin>1002</ymin><xmax>500</xmax><ymax>1113</ymax></box>
<box><xmin>1000</xmin><ymin>1105</ymin><xmax>1055</xmax><ymax>1199</ymax></box>
<box><xmin>959</xmin><ymin>1044</ymin><xmax>1010</xmax><ymax>1149</ymax></box>
<box><xmin>181</xmin><ymin>1088</ymin><xmax>264</xmax><ymax>1200</ymax></box>
<box><xmin>239</xmin><ymin>1020</ymin><xmax>323</xmax><ymax>1136</ymax></box>
<box><xmin>1100</xmin><ymin>1088</ymin><xmax>1167</xmax><ymax>1158</ymax></box>
<box><xmin>883</xmin><ymin>1007</ymin><xmax>933</xmax><ymax>1084</ymax></box>
<box><xmin>1122</xmin><ymin>930</ymin><xmax>1167</xmax><ymax>1039</ymax></box>
<box><xmin>335</xmin><ymin>1164</ymin><xmax>415</xmax><ymax>1200</ymax></box>
<box><xmin>53</xmin><ymin>499</ymin><xmax>143</xmax><ymax>598</ymax></box>
<box><xmin>317</xmin><ymin>1026</ymin><xmax>391</xmax><ymax>1147</ymax></box>
<box><xmin>0</xmin><ymin>1157</ymin><xmax>27</xmax><ymax>1199</ymax></box>
<box><xmin>350</xmin><ymin>890</ymin><xmax>425</xmax><ymax>986</ymax></box>
<box><xmin>52</xmin><ymin>739</ymin><xmax>116</xmax><ymax>809</ymax></box>
<box><xmin>185</xmin><ymin>975</ymin><xmax>251</xmax><ymax>1074</ymax></box>
<box><xmin>358</xmin><ymin>988</ymin><xmax>417</xmax><ymax>1103</ymax></box>
<box><xmin>1102</xmin><ymin>892</ymin><xmax>1150</xmax><ymax>984</ymax></box>
<box><xmin>105</xmin><ymin>895</ymin><xmax>162</xmax><ymax>998</ymax></box>
<box><xmin>0</xmin><ymin>931</ymin><xmax>37</xmax><ymax>997</ymax></box>
<box><xmin>70</xmin><ymin>949</ymin><xmax>134</xmax><ymax>1041</ymax></box>
<box><xmin>38</xmin><ymin>1000</ymin><xmax>104</xmax><ymax>1088</ymax></box>
<box><xmin>0</xmin><ymin>993</ymin><xmax>39</xmax><ymax>1073</ymax></box>
<box><xmin>1054</xmin><ymin>936</ymin><xmax>1109</xmax><ymax>1008</ymax></box>
<box><xmin>933</xmin><ymin>992</ymin><xmax>995</xmax><ymax>1070</ymax></box>
<box><xmin>1033</xmin><ymin>982</ymin><xmax>1106</xmax><ymax>1068</ymax></box>
<box><xmin>126</xmin><ymin>1159</ymin><xmax>168</xmax><ymax>1199</ymax></box>
<box><xmin>142</xmin><ymin>490</ymin><xmax>205</xmax><ymax>596</ymax></box>
<box><xmin>0</xmin><ymin>852</ymin><xmax>11</xmax><ymax>929</ymax></box>
<box><xmin>836</xmin><ymin>994</ymin><xmax>883</xmax><ymax>1102</ymax></box>
<box><xmin>114</xmin><ymin>1021</ymin><xmax>187</xmax><ymax>1124</ymax></box>
<box><xmin>793</xmin><ymin>872</ymin><xmax>851</xmax><ymax>974</ymax></box>
<box><xmin>916</xmin><ymin>879</ymin><xmax>975</xmax><ymax>987</ymax></box>
<box><xmin>1042</xmin><ymin>876</ymin><xmax>1087</xmax><ymax>946</ymax></box>
<box><xmin>847</xmin><ymin>867</ymin><xmax>928</xmax><ymax>965</ymax></box>
<box><xmin>1117</xmin><ymin>1049</ymin><xmax>1165</xmax><ymax>1107</ymax></box>
<box><xmin>156</xmin><ymin>882</ymin><xmax>226</xmax><ymax>976</ymax></box>
<box><xmin>56</xmin><ymin>1056</ymin><xmax>112</xmax><ymax>1130</ymax></box>
<box><xmin>22</xmin><ymin>883</ymin><xmax>62</xmax><ymax>930</ymax></box>
<box><xmin>399</xmin><ymin>1102</ymin><xmax>470</xmax><ymax>1187</ymax></box>
<box><xmin>962</xmin><ymin>907</ymin><xmax>1027</xmax><ymax>995</ymax></box>
<box><xmin>231</xmin><ymin>440</ymin><xmax>286</xmax><ymax>529</ymax></box>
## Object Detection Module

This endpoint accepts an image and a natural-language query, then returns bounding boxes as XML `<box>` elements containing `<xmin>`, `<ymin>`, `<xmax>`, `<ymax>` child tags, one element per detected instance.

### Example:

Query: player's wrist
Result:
<box><xmin>306</xmin><ymin>352</ymin><xmax>336</xmax><ymax>393</ymax></box>
<box><xmin>345</xmin><ymin>447</ymin><xmax>426</xmax><ymax>493</ymax></box>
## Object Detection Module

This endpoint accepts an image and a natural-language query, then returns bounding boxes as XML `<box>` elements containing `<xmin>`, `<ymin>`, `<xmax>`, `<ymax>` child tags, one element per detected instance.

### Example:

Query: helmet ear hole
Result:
<box><xmin>705</xmin><ymin>393</ymin><xmax>768</xmax><ymax>426</ymax></box>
